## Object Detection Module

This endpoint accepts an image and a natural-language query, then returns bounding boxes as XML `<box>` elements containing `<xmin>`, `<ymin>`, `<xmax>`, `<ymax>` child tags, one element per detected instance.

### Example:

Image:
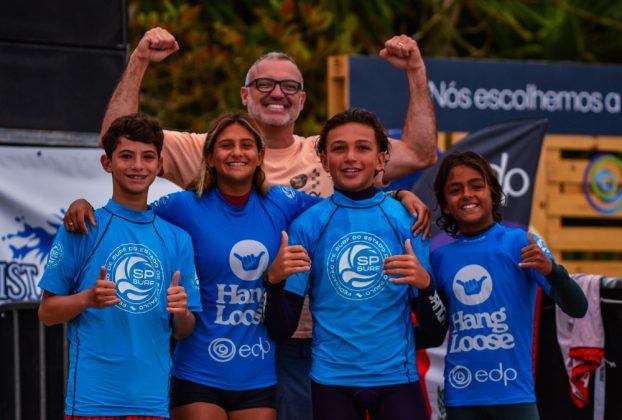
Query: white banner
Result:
<box><xmin>0</xmin><ymin>145</ymin><xmax>180</xmax><ymax>307</ymax></box>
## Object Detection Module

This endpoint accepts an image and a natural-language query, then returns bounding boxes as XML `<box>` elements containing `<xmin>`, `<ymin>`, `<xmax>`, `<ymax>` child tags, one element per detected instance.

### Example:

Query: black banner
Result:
<box><xmin>410</xmin><ymin>118</ymin><xmax>548</xmax><ymax>249</ymax></box>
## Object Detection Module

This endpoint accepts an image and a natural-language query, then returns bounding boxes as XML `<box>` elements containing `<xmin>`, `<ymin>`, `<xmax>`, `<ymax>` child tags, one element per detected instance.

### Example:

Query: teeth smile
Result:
<box><xmin>228</xmin><ymin>162</ymin><xmax>246</xmax><ymax>167</ymax></box>
<box><xmin>267</xmin><ymin>104</ymin><xmax>285</xmax><ymax>109</ymax></box>
<box><xmin>462</xmin><ymin>203</ymin><xmax>477</xmax><ymax>209</ymax></box>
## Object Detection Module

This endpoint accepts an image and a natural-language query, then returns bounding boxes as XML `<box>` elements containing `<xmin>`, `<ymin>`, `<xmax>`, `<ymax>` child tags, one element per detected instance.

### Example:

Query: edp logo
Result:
<box><xmin>491</xmin><ymin>152</ymin><xmax>530</xmax><ymax>199</ymax></box>
<box><xmin>448</xmin><ymin>362</ymin><xmax>518</xmax><ymax>389</ymax></box>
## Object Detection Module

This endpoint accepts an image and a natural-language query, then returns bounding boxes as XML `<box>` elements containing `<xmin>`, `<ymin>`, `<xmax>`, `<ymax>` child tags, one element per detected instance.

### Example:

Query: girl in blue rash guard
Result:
<box><xmin>150</xmin><ymin>112</ymin><xmax>321</xmax><ymax>420</ymax></box>
<box><xmin>429</xmin><ymin>151</ymin><xmax>588</xmax><ymax>420</ymax></box>
<box><xmin>263</xmin><ymin>108</ymin><xmax>447</xmax><ymax>420</ymax></box>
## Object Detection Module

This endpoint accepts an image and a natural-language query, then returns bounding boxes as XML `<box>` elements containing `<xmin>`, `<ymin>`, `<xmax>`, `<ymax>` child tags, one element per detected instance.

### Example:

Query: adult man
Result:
<box><xmin>97</xmin><ymin>27</ymin><xmax>436</xmax><ymax>194</ymax></box>
<box><xmin>68</xmin><ymin>27</ymin><xmax>438</xmax><ymax>420</ymax></box>
<box><xmin>39</xmin><ymin>113</ymin><xmax>202</xmax><ymax>419</ymax></box>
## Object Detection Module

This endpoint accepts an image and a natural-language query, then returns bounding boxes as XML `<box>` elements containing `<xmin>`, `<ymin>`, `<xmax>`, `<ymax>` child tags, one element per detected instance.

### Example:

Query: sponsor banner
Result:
<box><xmin>349</xmin><ymin>56</ymin><xmax>622</xmax><ymax>136</ymax></box>
<box><xmin>0</xmin><ymin>145</ymin><xmax>180</xmax><ymax>307</ymax></box>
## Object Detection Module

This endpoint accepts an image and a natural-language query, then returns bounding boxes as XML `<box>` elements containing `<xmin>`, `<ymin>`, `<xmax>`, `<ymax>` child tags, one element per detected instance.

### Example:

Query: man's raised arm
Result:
<box><xmin>99</xmin><ymin>27</ymin><xmax>180</xmax><ymax>145</ymax></box>
<box><xmin>380</xmin><ymin>34</ymin><xmax>438</xmax><ymax>181</ymax></box>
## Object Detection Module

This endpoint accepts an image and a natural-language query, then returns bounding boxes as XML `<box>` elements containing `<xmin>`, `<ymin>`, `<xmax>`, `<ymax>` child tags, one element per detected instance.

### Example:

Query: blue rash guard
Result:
<box><xmin>39</xmin><ymin>199</ymin><xmax>202</xmax><ymax>417</ymax></box>
<box><xmin>430</xmin><ymin>223</ymin><xmax>554</xmax><ymax>407</ymax></box>
<box><xmin>282</xmin><ymin>190</ymin><xmax>434</xmax><ymax>387</ymax></box>
<box><xmin>151</xmin><ymin>186</ymin><xmax>320</xmax><ymax>390</ymax></box>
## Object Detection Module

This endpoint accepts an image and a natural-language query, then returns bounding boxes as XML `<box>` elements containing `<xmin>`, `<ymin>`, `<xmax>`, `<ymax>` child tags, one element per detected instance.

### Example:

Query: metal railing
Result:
<box><xmin>1</xmin><ymin>303</ymin><xmax>67</xmax><ymax>420</ymax></box>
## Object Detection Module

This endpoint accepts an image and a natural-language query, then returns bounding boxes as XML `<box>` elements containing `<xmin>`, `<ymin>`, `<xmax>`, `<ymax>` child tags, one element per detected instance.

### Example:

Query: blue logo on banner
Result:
<box><xmin>2</xmin><ymin>213</ymin><xmax>63</xmax><ymax>263</ymax></box>
<box><xmin>1</xmin><ymin>211</ymin><xmax>64</xmax><ymax>303</ymax></box>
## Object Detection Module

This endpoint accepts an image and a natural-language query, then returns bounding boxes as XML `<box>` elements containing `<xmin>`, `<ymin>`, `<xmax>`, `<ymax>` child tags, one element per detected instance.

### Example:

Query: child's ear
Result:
<box><xmin>100</xmin><ymin>154</ymin><xmax>112</xmax><ymax>173</ymax></box>
<box><xmin>257</xmin><ymin>149</ymin><xmax>265</xmax><ymax>166</ymax></box>
<box><xmin>375</xmin><ymin>151</ymin><xmax>388</xmax><ymax>173</ymax></box>
<box><xmin>320</xmin><ymin>153</ymin><xmax>329</xmax><ymax>173</ymax></box>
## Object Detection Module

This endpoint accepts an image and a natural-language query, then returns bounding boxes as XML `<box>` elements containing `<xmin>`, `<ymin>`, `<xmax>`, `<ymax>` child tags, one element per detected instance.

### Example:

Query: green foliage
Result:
<box><xmin>414</xmin><ymin>0</ymin><xmax>622</xmax><ymax>62</ymax></box>
<box><xmin>128</xmin><ymin>0</ymin><xmax>622</xmax><ymax>136</ymax></box>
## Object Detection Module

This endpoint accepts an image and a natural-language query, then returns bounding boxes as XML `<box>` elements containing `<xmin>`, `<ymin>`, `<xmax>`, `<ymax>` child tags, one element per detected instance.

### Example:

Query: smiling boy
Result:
<box><xmin>38</xmin><ymin>113</ymin><xmax>202</xmax><ymax>419</ymax></box>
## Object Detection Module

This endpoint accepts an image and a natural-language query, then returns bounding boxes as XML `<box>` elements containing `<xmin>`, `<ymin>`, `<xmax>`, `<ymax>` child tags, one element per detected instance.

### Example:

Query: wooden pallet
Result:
<box><xmin>531</xmin><ymin>136</ymin><xmax>622</xmax><ymax>277</ymax></box>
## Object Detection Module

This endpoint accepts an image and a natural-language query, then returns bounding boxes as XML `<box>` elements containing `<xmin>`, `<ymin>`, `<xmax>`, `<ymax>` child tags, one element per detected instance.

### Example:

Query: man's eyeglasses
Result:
<box><xmin>246</xmin><ymin>78</ymin><xmax>303</xmax><ymax>95</ymax></box>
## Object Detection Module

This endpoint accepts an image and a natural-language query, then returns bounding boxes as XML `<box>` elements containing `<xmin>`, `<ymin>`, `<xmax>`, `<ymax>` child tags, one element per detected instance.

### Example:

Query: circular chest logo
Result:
<box><xmin>448</xmin><ymin>365</ymin><xmax>472</xmax><ymax>389</ymax></box>
<box><xmin>327</xmin><ymin>232</ymin><xmax>390</xmax><ymax>300</ymax></box>
<box><xmin>46</xmin><ymin>241</ymin><xmax>64</xmax><ymax>268</ymax></box>
<box><xmin>230</xmin><ymin>240</ymin><xmax>269</xmax><ymax>281</ymax></box>
<box><xmin>452</xmin><ymin>264</ymin><xmax>493</xmax><ymax>306</ymax></box>
<box><xmin>209</xmin><ymin>338</ymin><xmax>237</xmax><ymax>363</ymax></box>
<box><xmin>105</xmin><ymin>243</ymin><xmax>163</xmax><ymax>314</ymax></box>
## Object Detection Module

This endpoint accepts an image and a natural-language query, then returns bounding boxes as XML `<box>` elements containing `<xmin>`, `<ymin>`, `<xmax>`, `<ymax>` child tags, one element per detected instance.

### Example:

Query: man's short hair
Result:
<box><xmin>244</xmin><ymin>52</ymin><xmax>304</xmax><ymax>89</ymax></box>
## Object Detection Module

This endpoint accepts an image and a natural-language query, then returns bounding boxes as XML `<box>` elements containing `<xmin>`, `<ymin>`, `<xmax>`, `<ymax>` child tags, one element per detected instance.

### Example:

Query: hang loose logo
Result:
<box><xmin>452</xmin><ymin>265</ymin><xmax>493</xmax><ymax>306</ymax></box>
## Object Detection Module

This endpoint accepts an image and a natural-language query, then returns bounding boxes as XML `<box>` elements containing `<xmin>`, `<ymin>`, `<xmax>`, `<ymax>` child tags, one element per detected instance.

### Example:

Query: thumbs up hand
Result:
<box><xmin>384</xmin><ymin>239</ymin><xmax>431</xmax><ymax>289</ymax></box>
<box><xmin>167</xmin><ymin>271</ymin><xmax>189</xmax><ymax>317</ymax></box>
<box><xmin>265</xmin><ymin>231</ymin><xmax>311</xmax><ymax>285</ymax></box>
<box><xmin>87</xmin><ymin>266</ymin><xmax>120</xmax><ymax>309</ymax></box>
<box><xmin>519</xmin><ymin>232</ymin><xmax>553</xmax><ymax>275</ymax></box>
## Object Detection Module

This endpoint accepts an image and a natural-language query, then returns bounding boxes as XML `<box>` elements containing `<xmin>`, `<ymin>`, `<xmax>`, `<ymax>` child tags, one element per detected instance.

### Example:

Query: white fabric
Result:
<box><xmin>556</xmin><ymin>273</ymin><xmax>605</xmax><ymax>407</ymax></box>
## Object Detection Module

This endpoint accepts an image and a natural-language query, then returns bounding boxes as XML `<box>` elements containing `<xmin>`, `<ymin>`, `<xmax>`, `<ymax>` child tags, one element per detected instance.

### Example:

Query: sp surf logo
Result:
<box><xmin>327</xmin><ymin>232</ymin><xmax>390</xmax><ymax>300</ymax></box>
<box><xmin>105</xmin><ymin>243</ymin><xmax>163</xmax><ymax>314</ymax></box>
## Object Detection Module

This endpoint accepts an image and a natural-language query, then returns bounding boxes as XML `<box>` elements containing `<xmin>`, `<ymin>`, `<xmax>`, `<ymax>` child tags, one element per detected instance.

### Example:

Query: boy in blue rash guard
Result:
<box><xmin>429</xmin><ymin>151</ymin><xmax>588</xmax><ymax>420</ymax></box>
<box><xmin>263</xmin><ymin>108</ymin><xmax>447</xmax><ymax>420</ymax></box>
<box><xmin>38</xmin><ymin>113</ymin><xmax>202</xmax><ymax>420</ymax></box>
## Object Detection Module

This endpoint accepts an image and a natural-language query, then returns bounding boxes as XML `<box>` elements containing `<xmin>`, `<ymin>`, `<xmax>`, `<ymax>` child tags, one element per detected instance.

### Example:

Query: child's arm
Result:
<box><xmin>520</xmin><ymin>232</ymin><xmax>587</xmax><ymax>318</ymax></box>
<box><xmin>263</xmin><ymin>231</ymin><xmax>310</xmax><ymax>340</ymax></box>
<box><xmin>413</xmin><ymin>288</ymin><xmax>450</xmax><ymax>349</ymax></box>
<box><xmin>38</xmin><ymin>266</ymin><xmax>119</xmax><ymax>326</ymax></box>
<box><xmin>167</xmin><ymin>271</ymin><xmax>196</xmax><ymax>340</ymax></box>
<box><xmin>63</xmin><ymin>198</ymin><xmax>96</xmax><ymax>233</ymax></box>
<box><xmin>545</xmin><ymin>263</ymin><xmax>588</xmax><ymax>318</ymax></box>
<box><xmin>263</xmin><ymin>281</ymin><xmax>305</xmax><ymax>341</ymax></box>
<box><xmin>391</xmin><ymin>190</ymin><xmax>431</xmax><ymax>239</ymax></box>
<box><xmin>385</xmin><ymin>239</ymin><xmax>448</xmax><ymax>335</ymax></box>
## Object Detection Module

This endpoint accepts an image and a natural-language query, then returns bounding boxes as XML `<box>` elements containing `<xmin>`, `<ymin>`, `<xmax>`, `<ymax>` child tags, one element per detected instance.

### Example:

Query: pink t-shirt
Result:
<box><xmin>161</xmin><ymin>130</ymin><xmax>334</xmax><ymax>337</ymax></box>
